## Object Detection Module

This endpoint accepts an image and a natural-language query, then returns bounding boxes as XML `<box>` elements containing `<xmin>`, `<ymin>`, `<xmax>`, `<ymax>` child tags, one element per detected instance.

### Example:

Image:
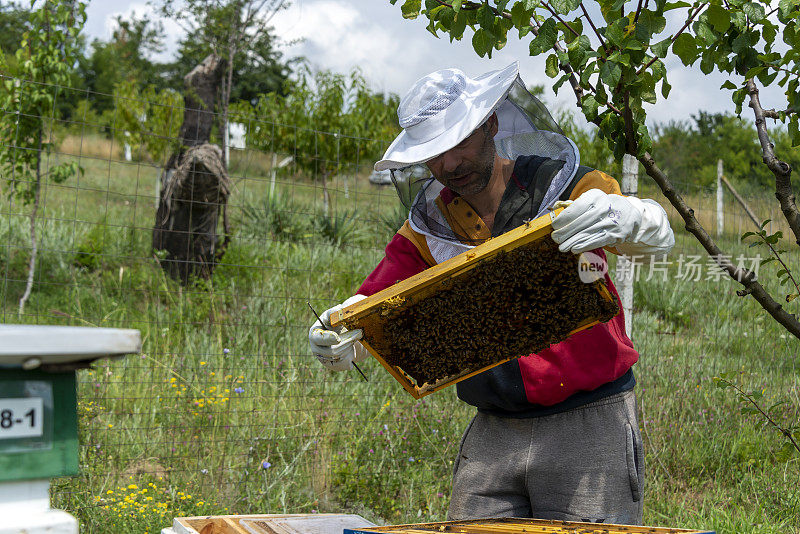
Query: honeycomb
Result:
<box><xmin>381</xmin><ymin>238</ymin><xmax>619</xmax><ymax>386</ymax></box>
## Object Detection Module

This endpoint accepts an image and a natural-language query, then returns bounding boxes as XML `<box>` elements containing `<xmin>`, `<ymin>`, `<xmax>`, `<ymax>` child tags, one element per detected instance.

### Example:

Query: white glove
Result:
<box><xmin>551</xmin><ymin>189</ymin><xmax>674</xmax><ymax>255</ymax></box>
<box><xmin>309</xmin><ymin>294</ymin><xmax>369</xmax><ymax>371</ymax></box>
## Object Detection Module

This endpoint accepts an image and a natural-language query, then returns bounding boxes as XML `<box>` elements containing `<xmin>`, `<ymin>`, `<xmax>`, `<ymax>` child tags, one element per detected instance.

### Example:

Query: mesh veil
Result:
<box><xmin>390</xmin><ymin>78</ymin><xmax>580</xmax><ymax>256</ymax></box>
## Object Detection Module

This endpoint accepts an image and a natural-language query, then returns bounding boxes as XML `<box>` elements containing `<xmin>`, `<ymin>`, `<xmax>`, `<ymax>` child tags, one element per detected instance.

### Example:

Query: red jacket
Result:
<box><xmin>358</xmin><ymin>157</ymin><xmax>639</xmax><ymax>416</ymax></box>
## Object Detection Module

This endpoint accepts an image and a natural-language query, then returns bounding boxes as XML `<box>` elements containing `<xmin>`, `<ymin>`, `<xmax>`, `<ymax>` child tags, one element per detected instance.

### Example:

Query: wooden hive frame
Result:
<box><xmin>330</xmin><ymin>207</ymin><xmax>617</xmax><ymax>399</ymax></box>
<box><xmin>343</xmin><ymin>517</ymin><xmax>715</xmax><ymax>534</ymax></box>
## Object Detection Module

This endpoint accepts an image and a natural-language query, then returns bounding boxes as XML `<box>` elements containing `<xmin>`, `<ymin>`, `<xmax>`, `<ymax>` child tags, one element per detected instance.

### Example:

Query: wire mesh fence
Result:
<box><xmin>1</xmin><ymin>76</ymin><xmax>797</xmax><ymax>532</ymax></box>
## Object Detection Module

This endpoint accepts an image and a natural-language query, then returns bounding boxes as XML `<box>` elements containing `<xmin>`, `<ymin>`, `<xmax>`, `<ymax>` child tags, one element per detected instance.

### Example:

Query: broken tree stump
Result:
<box><xmin>153</xmin><ymin>144</ymin><xmax>231</xmax><ymax>283</ymax></box>
<box><xmin>153</xmin><ymin>54</ymin><xmax>231</xmax><ymax>284</ymax></box>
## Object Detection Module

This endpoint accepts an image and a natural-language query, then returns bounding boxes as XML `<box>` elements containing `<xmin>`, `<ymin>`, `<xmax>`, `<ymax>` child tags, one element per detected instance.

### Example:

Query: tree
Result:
<box><xmin>650</xmin><ymin>112</ymin><xmax>763</xmax><ymax>188</ymax></box>
<box><xmin>171</xmin><ymin>23</ymin><xmax>291</xmax><ymax>105</ymax></box>
<box><xmin>80</xmin><ymin>13</ymin><xmax>168</xmax><ymax>113</ymax></box>
<box><xmin>111</xmin><ymin>80</ymin><xmax>183</xmax><ymax>165</ymax></box>
<box><xmin>154</xmin><ymin>0</ymin><xmax>291</xmax><ymax>165</ymax></box>
<box><xmin>0</xmin><ymin>2</ymin><xmax>29</xmax><ymax>58</ymax></box>
<box><xmin>0</xmin><ymin>0</ymin><xmax>86</xmax><ymax>314</ymax></box>
<box><xmin>393</xmin><ymin>0</ymin><xmax>800</xmax><ymax>339</ymax></box>
<box><xmin>152</xmin><ymin>54</ymin><xmax>232</xmax><ymax>284</ymax></box>
<box><xmin>233</xmin><ymin>66</ymin><xmax>399</xmax><ymax>214</ymax></box>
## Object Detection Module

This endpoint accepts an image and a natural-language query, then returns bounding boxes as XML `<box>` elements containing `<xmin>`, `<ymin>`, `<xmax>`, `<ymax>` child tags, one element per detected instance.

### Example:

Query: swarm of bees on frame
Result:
<box><xmin>381</xmin><ymin>238</ymin><xmax>620</xmax><ymax>387</ymax></box>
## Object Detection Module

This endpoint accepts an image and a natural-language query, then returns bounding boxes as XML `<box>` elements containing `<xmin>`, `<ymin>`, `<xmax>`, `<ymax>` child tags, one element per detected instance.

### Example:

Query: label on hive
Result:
<box><xmin>0</xmin><ymin>398</ymin><xmax>44</xmax><ymax>439</ymax></box>
<box><xmin>0</xmin><ymin>379</ymin><xmax>54</xmax><ymax>454</ymax></box>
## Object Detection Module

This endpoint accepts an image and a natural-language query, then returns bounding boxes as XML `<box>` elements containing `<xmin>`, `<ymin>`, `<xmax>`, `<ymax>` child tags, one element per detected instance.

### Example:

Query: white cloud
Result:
<box><xmin>87</xmin><ymin>0</ymin><xmax>184</xmax><ymax>63</ymax></box>
<box><xmin>84</xmin><ymin>0</ymin><xmax>791</xmax><ymax>126</ymax></box>
<box><xmin>271</xmin><ymin>0</ymin><xmax>434</xmax><ymax>92</ymax></box>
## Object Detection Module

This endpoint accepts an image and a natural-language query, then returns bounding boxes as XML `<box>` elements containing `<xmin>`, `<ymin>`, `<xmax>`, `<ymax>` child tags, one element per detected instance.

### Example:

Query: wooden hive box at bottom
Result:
<box><xmin>343</xmin><ymin>517</ymin><xmax>715</xmax><ymax>534</ymax></box>
<box><xmin>162</xmin><ymin>513</ymin><xmax>375</xmax><ymax>534</ymax></box>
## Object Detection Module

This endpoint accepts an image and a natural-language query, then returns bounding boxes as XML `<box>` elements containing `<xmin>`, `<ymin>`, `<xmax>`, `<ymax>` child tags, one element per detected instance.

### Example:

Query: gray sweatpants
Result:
<box><xmin>448</xmin><ymin>390</ymin><xmax>644</xmax><ymax>524</ymax></box>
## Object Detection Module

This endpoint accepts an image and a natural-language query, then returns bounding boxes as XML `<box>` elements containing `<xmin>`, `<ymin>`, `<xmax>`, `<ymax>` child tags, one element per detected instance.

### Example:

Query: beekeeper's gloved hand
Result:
<box><xmin>551</xmin><ymin>189</ymin><xmax>674</xmax><ymax>255</ymax></box>
<box><xmin>309</xmin><ymin>295</ymin><xmax>369</xmax><ymax>371</ymax></box>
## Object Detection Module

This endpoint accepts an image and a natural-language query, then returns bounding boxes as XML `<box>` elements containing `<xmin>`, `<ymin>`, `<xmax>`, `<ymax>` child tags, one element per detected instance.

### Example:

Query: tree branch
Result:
<box><xmin>579</xmin><ymin>3</ymin><xmax>608</xmax><ymax>55</ymax></box>
<box><xmin>434</xmin><ymin>0</ymin><xmax>481</xmax><ymax>10</ymax></box>
<box><xmin>624</xmin><ymin>91</ymin><xmax>636</xmax><ymax>152</ymax></box>
<box><xmin>764</xmin><ymin>63</ymin><xmax>800</xmax><ymax>77</ymax></box>
<box><xmin>638</xmin><ymin>151</ymin><xmax>800</xmax><ymax>339</ymax></box>
<box><xmin>637</xmin><ymin>2</ymin><xmax>707</xmax><ymax>76</ymax></box>
<box><xmin>758</xmin><ymin>229</ymin><xmax>800</xmax><ymax>297</ymax></box>
<box><xmin>633</xmin><ymin>0</ymin><xmax>644</xmax><ymax>23</ymax></box>
<box><xmin>540</xmin><ymin>1</ymin><xmax>582</xmax><ymax>38</ymax></box>
<box><xmin>521</xmin><ymin>9</ymin><xmax>624</xmax><ymax>117</ymax></box>
<box><xmin>481</xmin><ymin>3</ymin><xmax>618</xmax><ymax>116</ymax></box>
<box><xmin>523</xmin><ymin>14</ymin><xmax>585</xmax><ymax>105</ymax></box>
<box><xmin>746</xmin><ymin>78</ymin><xmax>800</xmax><ymax>247</ymax></box>
<box><xmin>720</xmin><ymin>378</ymin><xmax>800</xmax><ymax>455</ymax></box>
<box><xmin>763</xmin><ymin>107</ymin><xmax>797</xmax><ymax>119</ymax></box>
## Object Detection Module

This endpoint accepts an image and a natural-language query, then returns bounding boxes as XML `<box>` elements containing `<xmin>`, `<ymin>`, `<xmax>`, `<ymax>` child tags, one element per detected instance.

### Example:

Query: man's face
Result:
<box><xmin>425</xmin><ymin>123</ymin><xmax>496</xmax><ymax>197</ymax></box>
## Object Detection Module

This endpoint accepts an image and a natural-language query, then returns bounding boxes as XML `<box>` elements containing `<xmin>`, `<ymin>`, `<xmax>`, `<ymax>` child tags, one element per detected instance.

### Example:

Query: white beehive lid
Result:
<box><xmin>0</xmin><ymin>325</ymin><xmax>141</xmax><ymax>366</ymax></box>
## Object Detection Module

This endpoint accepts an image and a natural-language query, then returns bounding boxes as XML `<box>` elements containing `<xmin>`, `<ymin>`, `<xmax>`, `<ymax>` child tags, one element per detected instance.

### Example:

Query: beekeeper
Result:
<box><xmin>308</xmin><ymin>63</ymin><xmax>674</xmax><ymax>524</ymax></box>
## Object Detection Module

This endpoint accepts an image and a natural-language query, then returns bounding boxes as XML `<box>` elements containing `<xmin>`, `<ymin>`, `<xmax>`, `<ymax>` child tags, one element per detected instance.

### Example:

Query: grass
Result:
<box><xmin>0</xmin><ymin>133</ymin><xmax>797</xmax><ymax>533</ymax></box>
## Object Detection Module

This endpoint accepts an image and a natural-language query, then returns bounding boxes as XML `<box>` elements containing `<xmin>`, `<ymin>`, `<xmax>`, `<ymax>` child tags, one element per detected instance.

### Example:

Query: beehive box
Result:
<box><xmin>330</xmin><ymin>208</ymin><xmax>619</xmax><ymax>398</ymax></box>
<box><xmin>343</xmin><ymin>518</ymin><xmax>715</xmax><ymax>534</ymax></box>
<box><xmin>162</xmin><ymin>513</ymin><xmax>375</xmax><ymax>534</ymax></box>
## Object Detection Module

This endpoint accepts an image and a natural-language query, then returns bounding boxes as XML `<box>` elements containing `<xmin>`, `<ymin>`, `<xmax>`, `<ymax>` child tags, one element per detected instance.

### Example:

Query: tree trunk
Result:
<box><xmin>18</xmin><ymin>130</ymin><xmax>43</xmax><ymax>315</ymax></box>
<box><xmin>153</xmin><ymin>54</ymin><xmax>230</xmax><ymax>284</ymax></box>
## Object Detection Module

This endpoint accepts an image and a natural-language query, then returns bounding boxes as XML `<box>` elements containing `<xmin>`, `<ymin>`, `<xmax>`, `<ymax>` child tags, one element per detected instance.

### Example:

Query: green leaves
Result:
<box><xmin>450</xmin><ymin>11</ymin><xmax>468</xmax><ymax>40</ymax></box>
<box><xmin>567</xmin><ymin>34</ymin><xmax>591</xmax><ymax>68</ymax></box>
<box><xmin>778</xmin><ymin>0</ymin><xmax>797</xmax><ymax>19</ymax></box>
<box><xmin>244</xmin><ymin>67</ymin><xmax>399</xmax><ymax>178</ymax></box>
<box><xmin>740</xmin><ymin>221</ymin><xmax>798</xmax><ymax>295</ymax></box>
<box><xmin>581</xmin><ymin>94</ymin><xmax>600</xmax><ymax>120</ymax></box>
<box><xmin>776</xmin><ymin>435</ymin><xmax>800</xmax><ymax>460</ymax></box>
<box><xmin>113</xmin><ymin>81</ymin><xmax>183</xmax><ymax>164</ymax></box>
<box><xmin>401</xmin><ymin>0</ymin><xmax>422</xmax><ymax>19</ymax></box>
<box><xmin>529</xmin><ymin>18</ymin><xmax>557</xmax><ymax>54</ymax></box>
<box><xmin>742</xmin><ymin>1</ymin><xmax>766</xmax><ymax>22</ymax></box>
<box><xmin>599</xmin><ymin>59</ymin><xmax>622</xmax><ymax>87</ymax></box>
<box><xmin>634</xmin><ymin>10</ymin><xmax>667</xmax><ymax>45</ymax></box>
<box><xmin>559</xmin><ymin>18</ymin><xmax>583</xmax><ymax>43</ymax></box>
<box><xmin>663</xmin><ymin>0</ymin><xmax>692</xmax><ymax>10</ymax></box>
<box><xmin>49</xmin><ymin>162</ymin><xmax>83</xmax><ymax>184</ymax></box>
<box><xmin>472</xmin><ymin>28</ymin><xmax>495</xmax><ymax>57</ymax></box>
<box><xmin>604</xmin><ymin>19</ymin><xmax>627</xmax><ymax>46</ymax></box>
<box><xmin>694</xmin><ymin>20</ymin><xmax>717</xmax><ymax>45</ymax></box>
<box><xmin>510</xmin><ymin>2</ymin><xmax>534</xmax><ymax>31</ymax></box>
<box><xmin>478</xmin><ymin>4</ymin><xmax>495</xmax><ymax>28</ymax></box>
<box><xmin>706</xmin><ymin>4</ymin><xmax>732</xmax><ymax>33</ymax></box>
<box><xmin>545</xmin><ymin>54</ymin><xmax>559</xmax><ymax>78</ymax></box>
<box><xmin>550</xmin><ymin>0</ymin><xmax>581</xmax><ymax>15</ymax></box>
<box><xmin>673</xmin><ymin>33</ymin><xmax>699</xmax><ymax>65</ymax></box>
<box><xmin>391</xmin><ymin>0</ymin><xmax>799</xmax><ymax>207</ymax></box>
<box><xmin>650</xmin><ymin>37</ymin><xmax>672</xmax><ymax>58</ymax></box>
<box><xmin>712</xmin><ymin>375</ymin><xmax>800</xmax><ymax>462</ymax></box>
<box><xmin>0</xmin><ymin>0</ymin><xmax>86</xmax><ymax>205</ymax></box>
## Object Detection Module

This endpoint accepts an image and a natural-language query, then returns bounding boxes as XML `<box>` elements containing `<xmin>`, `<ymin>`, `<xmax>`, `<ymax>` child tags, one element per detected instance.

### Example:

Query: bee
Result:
<box><xmin>377</xmin><ymin>236</ymin><xmax>619</xmax><ymax>387</ymax></box>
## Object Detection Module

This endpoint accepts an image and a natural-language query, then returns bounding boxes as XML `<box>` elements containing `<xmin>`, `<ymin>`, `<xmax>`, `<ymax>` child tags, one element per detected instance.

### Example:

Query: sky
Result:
<box><xmin>83</xmin><ymin>0</ymin><xmax>789</xmax><ymax>128</ymax></box>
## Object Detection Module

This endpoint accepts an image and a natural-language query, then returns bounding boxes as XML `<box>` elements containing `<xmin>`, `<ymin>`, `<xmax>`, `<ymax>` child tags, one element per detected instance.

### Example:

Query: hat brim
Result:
<box><xmin>374</xmin><ymin>62</ymin><xmax>520</xmax><ymax>172</ymax></box>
